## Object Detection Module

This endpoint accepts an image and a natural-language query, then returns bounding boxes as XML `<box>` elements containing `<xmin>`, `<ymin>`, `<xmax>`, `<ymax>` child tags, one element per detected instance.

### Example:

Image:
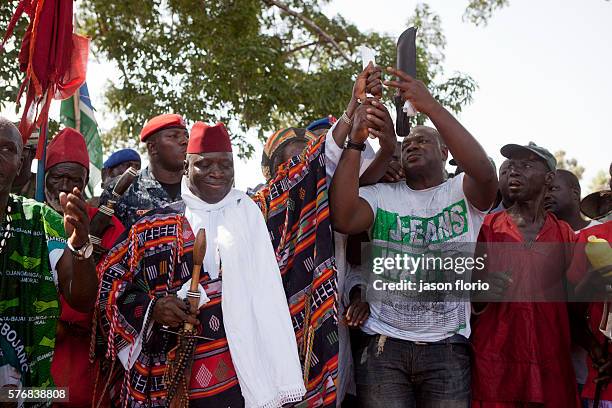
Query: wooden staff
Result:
<box><xmin>185</xmin><ymin>229</ymin><xmax>207</xmax><ymax>331</ymax></box>
<box><xmin>166</xmin><ymin>228</ymin><xmax>206</xmax><ymax>407</ymax></box>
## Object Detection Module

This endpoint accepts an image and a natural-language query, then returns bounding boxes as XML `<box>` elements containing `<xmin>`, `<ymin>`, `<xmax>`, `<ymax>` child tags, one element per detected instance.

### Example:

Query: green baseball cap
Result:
<box><xmin>500</xmin><ymin>142</ymin><xmax>556</xmax><ymax>172</ymax></box>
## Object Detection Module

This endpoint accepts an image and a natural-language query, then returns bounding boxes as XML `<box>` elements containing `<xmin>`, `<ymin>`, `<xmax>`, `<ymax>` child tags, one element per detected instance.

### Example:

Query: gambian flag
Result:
<box><xmin>59</xmin><ymin>83</ymin><xmax>103</xmax><ymax>197</ymax></box>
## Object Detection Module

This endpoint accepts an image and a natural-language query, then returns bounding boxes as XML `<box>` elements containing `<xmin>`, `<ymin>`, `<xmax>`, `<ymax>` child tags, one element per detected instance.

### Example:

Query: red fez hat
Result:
<box><xmin>140</xmin><ymin>113</ymin><xmax>186</xmax><ymax>142</ymax></box>
<box><xmin>187</xmin><ymin>122</ymin><xmax>232</xmax><ymax>154</ymax></box>
<box><xmin>45</xmin><ymin>128</ymin><xmax>90</xmax><ymax>171</ymax></box>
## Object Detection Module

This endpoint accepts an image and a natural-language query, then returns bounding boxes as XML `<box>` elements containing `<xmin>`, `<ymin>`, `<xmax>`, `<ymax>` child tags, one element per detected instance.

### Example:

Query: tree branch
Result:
<box><xmin>286</xmin><ymin>40</ymin><xmax>320</xmax><ymax>55</ymax></box>
<box><xmin>307</xmin><ymin>43</ymin><xmax>319</xmax><ymax>73</ymax></box>
<box><xmin>264</xmin><ymin>0</ymin><xmax>353</xmax><ymax>64</ymax></box>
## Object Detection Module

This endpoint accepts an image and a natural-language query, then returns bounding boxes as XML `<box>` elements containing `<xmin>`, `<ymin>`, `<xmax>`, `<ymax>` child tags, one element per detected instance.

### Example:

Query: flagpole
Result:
<box><xmin>35</xmin><ymin>121</ymin><xmax>48</xmax><ymax>202</ymax></box>
<box><xmin>74</xmin><ymin>87</ymin><xmax>81</xmax><ymax>131</ymax></box>
<box><xmin>72</xmin><ymin>14</ymin><xmax>82</xmax><ymax>132</ymax></box>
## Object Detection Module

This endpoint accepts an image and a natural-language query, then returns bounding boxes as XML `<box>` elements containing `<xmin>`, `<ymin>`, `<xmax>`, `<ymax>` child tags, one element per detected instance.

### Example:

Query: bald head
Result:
<box><xmin>0</xmin><ymin>117</ymin><xmax>23</xmax><ymax>153</ymax></box>
<box><xmin>401</xmin><ymin>125</ymin><xmax>449</xmax><ymax>184</ymax></box>
<box><xmin>407</xmin><ymin>125</ymin><xmax>445</xmax><ymax>147</ymax></box>
<box><xmin>0</xmin><ymin>117</ymin><xmax>25</xmax><ymax>194</ymax></box>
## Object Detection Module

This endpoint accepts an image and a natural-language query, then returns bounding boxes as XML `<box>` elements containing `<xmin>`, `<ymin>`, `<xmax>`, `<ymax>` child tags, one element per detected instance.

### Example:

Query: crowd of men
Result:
<box><xmin>0</xmin><ymin>63</ymin><xmax>611</xmax><ymax>408</ymax></box>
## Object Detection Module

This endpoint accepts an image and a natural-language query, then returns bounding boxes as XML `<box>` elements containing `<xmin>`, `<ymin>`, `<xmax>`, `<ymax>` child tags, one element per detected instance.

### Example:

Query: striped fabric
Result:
<box><xmin>253</xmin><ymin>134</ymin><xmax>339</xmax><ymax>407</ymax></box>
<box><xmin>97</xmin><ymin>134</ymin><xmax>339</xmax><ymax>407</ymax></box>
<box><xmin>261</xmin><ymin>128</ymin><xmax>317</xmax><ymax>181</ymax></box>
<box><xmin>97</xmin><ymin>203</ymin><xmax>243</xmax><ymax>407</ymax></box>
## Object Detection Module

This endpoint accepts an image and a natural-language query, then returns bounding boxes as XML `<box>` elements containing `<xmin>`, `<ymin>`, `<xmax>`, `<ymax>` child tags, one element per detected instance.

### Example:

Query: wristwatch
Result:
<box><xmin>344</xmin><ymin>139</ymin><xmax>366</xmax><ymax>152</ymax></box>
<box><xmin>67</xmin><ymin>239</ymin><xmax>94</xmax><ymax>261</ymax></box>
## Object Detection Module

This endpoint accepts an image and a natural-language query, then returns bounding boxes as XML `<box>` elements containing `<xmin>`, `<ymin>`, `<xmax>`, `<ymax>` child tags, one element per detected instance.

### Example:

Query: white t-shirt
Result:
<box><xmin>358</xmin><ymin>173</ymin><xmax>487</xmax><ymax>342</ymax></box>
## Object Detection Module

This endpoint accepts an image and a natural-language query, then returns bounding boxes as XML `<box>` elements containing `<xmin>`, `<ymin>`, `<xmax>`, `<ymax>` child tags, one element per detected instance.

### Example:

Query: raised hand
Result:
<box><xmin>364</xmin><ymin>99</ymin><xmax>396</xmax><ymax>154</ymax></box>
<box><xmin>348</xmin><ymin>102</ymin><xmax>373</xmax><ymax>144</ymax></box>
<box><xmin>384</xmin><ymin>67</ymin><xmax>439</xmax><ymax>115</ymax></box>
<box><xmin>60</xmin><ymin>187</ymin><xmax>90</xmax><ymax>248</ymax></box>
<box><xmin>366</xmin><ymin>65</ymin><xmax>383</xmax><ymax>99</ymax></box>
<box><xmin>352</xmin><ymin>62</ymin><xmax>383</xmax><ymax>103</ymax></box>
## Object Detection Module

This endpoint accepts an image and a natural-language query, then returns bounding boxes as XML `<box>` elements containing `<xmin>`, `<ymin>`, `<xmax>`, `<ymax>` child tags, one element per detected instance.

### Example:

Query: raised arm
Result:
<box><xmin>330</xmin><ymin>100</ymin><xmax>395</xmax><ymax>235</ymax></box>
<box><xmin>385</xmin><ymin>68</ymin><xmax>498</xmax><ymax>211</ymax></box>
<box><xmin>56</xmin><ymin>187</ymin><xmax>98</xmax><ymax>312</ymax></box>
<box><xmin>358</xmin><ymin>100</ymin><xmax>399</xmax><ymax>186</ymax></box>
<box><xmin>331</xmin><ymin>63</ymin><xmax>382</xmax><ymax>148</ymax></box>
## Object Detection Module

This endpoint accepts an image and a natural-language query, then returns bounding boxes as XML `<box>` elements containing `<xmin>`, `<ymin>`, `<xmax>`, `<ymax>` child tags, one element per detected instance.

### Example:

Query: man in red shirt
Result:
<box><xmin>545</xmin><ymin>169</ymin><xmax>602</xmax><ymax>403</ymax></box>
<box><xmin>471</xmin><ymin>142</ymin><xmax>580</xmax><ymax>407</ymax></box>
<box><xmin>44</xmin><ymin>128</ymin><xmax>125</xmax><ymax>407</ymax></box>
<box><xmin>572</xmin><ymin>221</ymin><xmax>612</xmax><ymax>407</ymax></box>
<box><xmin>568</xmin><ymin>173</ymin><xmax>612</xmax><ymax>407</ymax></box>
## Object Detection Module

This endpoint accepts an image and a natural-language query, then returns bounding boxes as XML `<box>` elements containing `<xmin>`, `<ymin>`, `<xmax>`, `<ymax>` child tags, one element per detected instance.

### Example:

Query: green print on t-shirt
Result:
<box><xmin>372</xmin><ymin>199</ymin><xmax>469</xmax><ymax>247</ymax></box>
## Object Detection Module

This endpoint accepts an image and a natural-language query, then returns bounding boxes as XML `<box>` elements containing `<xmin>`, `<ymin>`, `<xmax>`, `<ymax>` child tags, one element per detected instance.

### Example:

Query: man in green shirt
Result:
<box><xmin>0</xmin><ymin>117</ymin><xmax>98</xmax><ymax>393</ymax></box>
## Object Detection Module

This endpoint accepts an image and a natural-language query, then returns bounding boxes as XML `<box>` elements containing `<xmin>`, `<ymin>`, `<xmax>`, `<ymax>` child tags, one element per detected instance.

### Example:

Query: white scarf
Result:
<box><xmin>181</xmin><ymin>178</ymin><xmax>306</xmax><ymax>408</ymax></box>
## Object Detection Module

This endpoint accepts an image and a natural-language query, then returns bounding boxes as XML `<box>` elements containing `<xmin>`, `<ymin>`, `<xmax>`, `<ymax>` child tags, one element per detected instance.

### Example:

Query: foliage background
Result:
<box><xmin>1</xmin><ymin>0</ymin><xmax>609</xmax><ymax>190</ymax></box>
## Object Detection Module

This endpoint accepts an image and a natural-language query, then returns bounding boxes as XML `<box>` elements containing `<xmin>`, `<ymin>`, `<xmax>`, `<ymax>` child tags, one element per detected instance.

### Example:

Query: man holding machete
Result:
<box><xmin>330</xmin><ymin>66</ymin><xmax>498</xmax><ymax>407</ymax></box>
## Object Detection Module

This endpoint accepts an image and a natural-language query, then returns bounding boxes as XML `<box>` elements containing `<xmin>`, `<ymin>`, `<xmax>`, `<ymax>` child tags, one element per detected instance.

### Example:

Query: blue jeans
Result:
<box><xmin>355</xmin><ymin>333</ymin><xmax>471</xmax><ymax>408</ymax></box>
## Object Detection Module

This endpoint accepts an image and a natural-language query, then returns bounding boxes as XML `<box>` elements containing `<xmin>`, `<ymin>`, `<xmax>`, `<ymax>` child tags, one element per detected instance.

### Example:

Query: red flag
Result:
<box><xmin>1</xmin><ymin>0</ymin><xmax>89</xmax><ymax>151</ymax></box>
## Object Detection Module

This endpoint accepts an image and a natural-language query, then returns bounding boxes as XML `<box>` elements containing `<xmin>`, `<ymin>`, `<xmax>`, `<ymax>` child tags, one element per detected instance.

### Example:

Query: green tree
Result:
<box><xmin>79</xmin><ymin>0</ymin><xmax>476</xmax><ymax>155</ymax></box>
<box><xmin>463</xmin><ymin>0</ymin><xmax>509</xmax><ymax>26</ymax></box>
<box><xmin>0</xmin><ymin>2</ymin><xmax>28</xmax><ymax>113</ymax></box>
<box><xmin>2</xmin><ymin>1</ymin><xmax>477</xmax><ymax>157</ymax></box>
<box><xmin>410</xmin><ymin>3</ymin><xmax>477</xmax><ymax>124</ymax></box>
<box><xmin>554</xmin><ymin>150</ymin><xmax>585</xmax><ymax>180</ymax></box>
<box><xmin>589</xmin><ymin>170</ymin><xmax>611</xmax><ymax>194</ymax></box>
<box><xmin>100</xmin><ymin>124</ymin><xmax>144</xmax><ymax>155</ymax></box>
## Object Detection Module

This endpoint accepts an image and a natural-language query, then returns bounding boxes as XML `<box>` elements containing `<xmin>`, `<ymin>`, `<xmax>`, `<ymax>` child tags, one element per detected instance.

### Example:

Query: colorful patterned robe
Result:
<box><xmin>252</xmin><ymin>135</ymin><xmax>339</xmax><ymax>407</ymax></box>
<box><xmin>97</xmin><ymin>203</ymin><xmax>243</xmax><ymax>407</ymax></box>
<box><xmin>100</xmin><ymin>135</ymin><xmax>338</xmax><ymax>407</ymax></box>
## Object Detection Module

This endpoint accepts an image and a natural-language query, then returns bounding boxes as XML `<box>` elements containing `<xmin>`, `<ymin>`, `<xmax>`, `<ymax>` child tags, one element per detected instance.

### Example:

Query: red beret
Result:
<box><xmin>46</xmin><ymin>128</ymin><xmax>89</xmax><ymax>171</ymax></box>
<box><xmin>187</xmin><ymin>122</ymin><xmax>232</xmax><ymax>154</ymax></box>
<box><xmin>140</xmin><ymin>113</ymin><xmax>186</xmax><ymax>142</ymax></box>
